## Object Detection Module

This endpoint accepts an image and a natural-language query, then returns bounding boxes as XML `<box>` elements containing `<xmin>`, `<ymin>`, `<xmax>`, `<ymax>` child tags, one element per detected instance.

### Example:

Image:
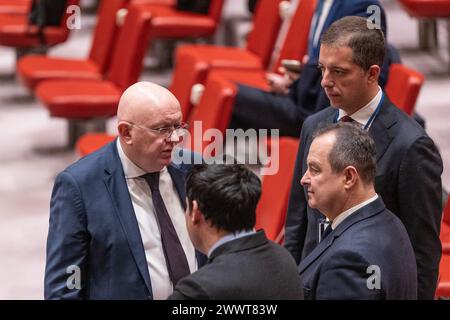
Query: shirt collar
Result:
<box><xmin>338</xmin><ymin>87</ymin><xmax>383</xmax><ymax>127</ymax></box>
<box><xmin>116</xmin><ymin>139</ymin><xmax>167</xmax><ymax>179</ymax></box>
<box><xmin>208</xmin><ymin>229</ymin><xmax>256</xmax><ymax>258</ymax></box>
<box><xmin>331</xmin><ymin>194</ymin><xmax>379</xmax><ymax>230</ymax></box>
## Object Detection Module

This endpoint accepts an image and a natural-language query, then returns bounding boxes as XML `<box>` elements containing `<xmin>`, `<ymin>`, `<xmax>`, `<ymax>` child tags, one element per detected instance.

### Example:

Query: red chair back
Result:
<box><xmin>246</xmin><ymin>0</ymin><xmax>284</xmax><ymax>68</ymax></box>
<box><xmin>186</xmin><ymin>73</ymin><xmax>237</xmax><ymax>154</ymax></box>
<box><xmin>272</xmin><ymin>0</ymin><xmax>317</xmax><ymax>72</ymax></box>
<box><xmin>385</xmin><ymin>63</ymin><xmax>425</xmax><ymax>115</ymax></box>
<box><xmin>444</xmin><ymin>195</ymin><xmax>450</xmax><ymax>226</ymax></box>
<box><xmin>255</xmin><ymin>137</ymin><xmax>299</xmax><ymax>243</ymax></box>
<box><xmin>107</xmin><ymin>5</ymin><xmax>152</xmax><ymax>91</ymax></box>
<box><xmin>89</xmin><ymin>0</ymin><xmax>129</xmax><ymax>73</ymax></box>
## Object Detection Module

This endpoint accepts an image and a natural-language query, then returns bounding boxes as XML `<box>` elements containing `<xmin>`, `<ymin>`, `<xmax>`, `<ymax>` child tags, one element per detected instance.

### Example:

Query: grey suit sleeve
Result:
<box><xmin>284</xmin><ymin>123</ymin><xmax>310</xmax><ymax>263</ymax></box>
<box><xmin>44</xmin><ymin>172</ymin><xmax>89</xmax><ymax>300</ymax></box>
<box><xmin>397</xmin><ymin>136</ymin><xmax>443</xmax><ymax>299</ymax></box>
<box><xmin>168</xmin><ymin>277</ymin><xmax>209</xmax><ymax>300</ymax></box>
<box><xmin>313</xmin><ymin>251</ymin><xmax>382</xmax><ymax>300</ymax></box>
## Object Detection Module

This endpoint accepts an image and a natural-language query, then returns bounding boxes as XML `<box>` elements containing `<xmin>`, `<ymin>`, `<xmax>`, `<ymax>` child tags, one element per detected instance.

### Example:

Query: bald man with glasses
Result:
<box><xmin>45</xmin><ymin>82</ymin><xmax>206</xmax><ymax>300</ymax></box>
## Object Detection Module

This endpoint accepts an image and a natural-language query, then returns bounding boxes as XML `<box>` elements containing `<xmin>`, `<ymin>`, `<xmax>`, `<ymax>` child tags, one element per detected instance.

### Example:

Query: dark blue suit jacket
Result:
<box><xmin>44</xmin><ymin>140</ymin><xmax>206</xmax><ymax>299</ymax></box>
<box><xmin>285</xmin><ymin>96</ymin><xmax>443</xmax><ymax>299</ymax></box>
<box><xmin>299</xmin><ymin>197</ymin><xmax>417</xmax><ymax>300</ymax></box>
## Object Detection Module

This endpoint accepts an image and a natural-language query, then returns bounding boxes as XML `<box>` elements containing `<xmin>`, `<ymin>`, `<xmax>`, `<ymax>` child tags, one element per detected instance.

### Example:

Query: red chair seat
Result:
<box><xmin>137</xmin><ymin>4</ymin><xmax>221</xmax><ymax>38</ymax></box>
<box><xmin>0</xmin><ymin>0</ymin><xmax>31</xmax><ymax>14</ymax></box>
<box><xmin>36</xmin><ymin>80</ymin><xmax>121</xmax><ymax>119</ymax></box>
<box><xmin>0</xmin><ymin>0</ymin><xmax>79</xmax><ymax>48</ymax></box>
<box><xmin>178</xmin><ymin>45</ymin><xmax>264</xmax><ymax>70</ymax></box>
<box><xmin>76</xmin><ymin>133</ymin><xmax>117</xmax><ymax>157</ymax></box>
<box><xmin>436</xmin><ymin>253</ymin><xmax>450</xmax><ymax>298</ymax></box>
<box><xmin>399</xmin><ymin>0</ymin><xmax>450</xmax><ymax>18</ymax></box>
<box><xmin>18</xmin><ymin>56</ymin><xmax>102</xmax><ymax>90</ymax></box>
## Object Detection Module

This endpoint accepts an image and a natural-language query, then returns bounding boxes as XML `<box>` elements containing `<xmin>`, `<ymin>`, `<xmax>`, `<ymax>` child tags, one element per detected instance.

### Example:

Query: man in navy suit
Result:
<box><xmin>298</xmin><ymin>122</ymin><xmax>417</xmax><ymax>299</ymax></box>
<box><xmin>229</xmin><ymin>0</ymin><xmax>390</xmax><ymax>137</ymax></box>
<box><xmin>45</xmin><ymin>82</ymin><xmax>206</xmax><ymax>299</ymax></box>
<box><xmin>285</xmin><ymin>16</ymin><xmax>443</xmax><ymax>299</ymax></box>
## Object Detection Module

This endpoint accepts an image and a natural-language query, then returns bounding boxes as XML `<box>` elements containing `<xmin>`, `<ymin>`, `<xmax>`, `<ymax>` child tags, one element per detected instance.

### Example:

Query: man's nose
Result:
<box><xmin>300</xmin><ymin>170</ymin><xmax>310</xmax><ymax>186</ymax></box>
<box><xmin>168</xmin><ymin>129</ymin><xmax>182</xmax><ymax>143</ymax></box>
<box><xmin>321</xmin><ymin>70</ymin><xmax>333</xmax><ymax>88</ymax></box>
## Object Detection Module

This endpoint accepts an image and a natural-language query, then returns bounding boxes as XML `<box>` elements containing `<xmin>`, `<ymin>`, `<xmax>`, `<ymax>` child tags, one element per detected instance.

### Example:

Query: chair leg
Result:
<box><xmin>418</xmin><ymin>18</ymin><xmax>438</xmax><ymax>52</ymax></box>
<box><xmin>67</xmin><ymin>119</ymin><xmax>107</xmax><ymax>149</ymax></box>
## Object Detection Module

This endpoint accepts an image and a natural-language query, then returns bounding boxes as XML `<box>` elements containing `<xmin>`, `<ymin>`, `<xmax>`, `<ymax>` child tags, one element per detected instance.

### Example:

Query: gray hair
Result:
<box><xmin>312</xmin><ymin>122</ymin><xmax>377</xmax><ymax>184</ymax></box>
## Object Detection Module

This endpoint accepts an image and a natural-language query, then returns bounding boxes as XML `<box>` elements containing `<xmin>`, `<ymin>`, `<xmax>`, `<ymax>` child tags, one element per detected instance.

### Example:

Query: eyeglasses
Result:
<box><xmin>128</xmin><ymin>121</ymin><xmax>189</xmax><ymax>138</ymax></box>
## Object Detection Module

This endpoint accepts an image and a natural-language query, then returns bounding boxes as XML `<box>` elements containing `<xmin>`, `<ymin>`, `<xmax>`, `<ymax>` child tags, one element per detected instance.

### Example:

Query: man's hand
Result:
<box><xmin>266</xmin><ymin>67</ymin><xmax>300</xmax><ymax>95</ymax></box>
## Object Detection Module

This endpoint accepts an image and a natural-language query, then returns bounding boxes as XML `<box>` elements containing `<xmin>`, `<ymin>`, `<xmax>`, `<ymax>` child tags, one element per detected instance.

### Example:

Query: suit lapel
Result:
<box><xmin>368</xmin><ymin>96</ymin><xmax>397</xmax><ymax>161</ymax></box>
<box><xmin>103</xmin><ymin>140</ymin><xmax>153</xmax><ymax>297</ymax></box>
<box><xmin>299</xmin><ymin>198</ymin><xmax>386</xmax><ymax>273</ymax></box>
<box><xmin>167</xmin><ymin>164</ymin><xmax>187</xmax><ymax>211</ymax></box>
<box><xmin>167</xmin><ymin>163</ymin><xmax>208</xmax><ymax>267</ymax></box>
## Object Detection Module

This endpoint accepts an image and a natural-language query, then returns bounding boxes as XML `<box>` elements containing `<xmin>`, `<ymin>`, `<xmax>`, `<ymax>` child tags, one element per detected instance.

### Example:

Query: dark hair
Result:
<box><xmin>186</xmin><ymin>164</ymin><xmax>262</xmax><ymax>232</ymax></box>
<box><xmin>321</xmin><ymin>16</ymin><xmax>385</xmax><ymax>70</ymax></box>
<box><xmin>312</xmin><ymin>122</ymin><xmax>377</xmax><ymax>184</ymax></box>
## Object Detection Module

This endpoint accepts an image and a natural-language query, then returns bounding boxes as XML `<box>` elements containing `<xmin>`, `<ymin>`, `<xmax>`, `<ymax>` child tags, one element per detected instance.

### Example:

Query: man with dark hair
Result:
<box><xmin>229</xmin><ymin>0</ymin><xmax>393</xmax><ymax>137</ymax></box>
<box><xmin>168</xmin><ymin>164</ymin><xmax>303</xmax><ymax>300</ymax></box>
<box><xmin>285</xmin><ymin>16</ymin><xmax>443</xmax><ymax>299</ymax></box>
<box><xmin>299</xmin><ymin>123</ymin><xmax>417</xmax><ymax>299</ymax></box>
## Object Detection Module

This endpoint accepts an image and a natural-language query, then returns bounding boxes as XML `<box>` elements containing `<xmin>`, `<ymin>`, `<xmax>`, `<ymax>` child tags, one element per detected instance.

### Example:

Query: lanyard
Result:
<box><xmin>334</xmin><ymin>92</ymin><xmax>384</xmax><ymax>130</ymax></box>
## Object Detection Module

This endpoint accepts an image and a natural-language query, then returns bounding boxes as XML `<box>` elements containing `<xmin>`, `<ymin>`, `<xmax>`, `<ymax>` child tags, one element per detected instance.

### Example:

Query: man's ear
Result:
<box><xmin>191</xmin><ymin>200</ymin><xmax>203</xmax><ymax>225</ymax></box>
<box><xmin>367</xmin><ymin>65</ymin><xmax>381</xmax><ymax>84</ymax></box>
<box><xmin>343</xmin><ymin>166</ymin><xmax>358</xmax><ymax>190</ymax></box>
<box><xmin>118</xmin><ymin>121</ymin><xmax>132</xmax><ymax>144</ymax></box>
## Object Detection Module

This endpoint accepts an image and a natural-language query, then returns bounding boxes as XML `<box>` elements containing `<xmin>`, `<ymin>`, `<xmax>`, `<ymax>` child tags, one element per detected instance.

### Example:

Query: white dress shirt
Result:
<box><xmin>117</xmin><ymin>140</ymin><xmax>197</xmax><ymax>300</ymax></box>
<box><xmin>338</xmin><ymin>87</ymin><xmax>383</xmax><ymax>130</ymax></box>
<box><xmin>331</xmin><ymin>194</ymin><xmax>379</xmax><ymax>230</ymax></box>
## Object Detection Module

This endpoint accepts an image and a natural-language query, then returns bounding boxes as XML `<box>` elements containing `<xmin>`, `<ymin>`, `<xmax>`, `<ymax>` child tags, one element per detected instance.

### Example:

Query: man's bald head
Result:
<box><xmin>117</xmin><ymin>82</ymin><xmax>183</xmax><ymax>172</ymax></box>
<box><xmin>117</xmin><ymin>82</ymin><xmax>180</xmax><ymax>124</ymax></box>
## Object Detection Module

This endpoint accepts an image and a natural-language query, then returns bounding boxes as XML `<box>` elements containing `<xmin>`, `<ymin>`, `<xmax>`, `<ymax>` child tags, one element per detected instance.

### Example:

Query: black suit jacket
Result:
<box><xmin>299</xmin><ymin>197</ymin><xmax>417</xmax><ymax>300</ymax></box>
<box><xmin>169</xmin><ymin>231</ymin><xmax>304</xmax><ymax>300</ymax></box>
<box><xmin>45</xmin><ymin>140</ymin><xmax>206</xmax><ymax>299</ymax></box>
<box><xmin>285</xmin><ymin>96</ymin><xmax>443</xmax><ymax>299</ymax></box>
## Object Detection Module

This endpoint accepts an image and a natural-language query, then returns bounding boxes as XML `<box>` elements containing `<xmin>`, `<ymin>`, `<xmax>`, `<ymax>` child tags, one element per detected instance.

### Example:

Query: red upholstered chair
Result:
<box><xmin>135</xmin><ymin>0</ymin><xmax>224</xmax><ymax>39</ymax></box>
<box><xmin>255</xmin><ymin>137</ymin><xmax>299</xmax><ymax>244</ymax></box>
<box><xmin>398</xmin><ymin>0</ymin><xmax>450</xmax><ymax>70</ymax></box>
<box><xmin>76</xmin><ymin>132</ymin><xmax>116</xmax><ymax>157</ymax></box>
<box><xmin>35</xmin><ymin>5</ymin><xmax>152</xmax><ymax>147</ymax></box>
<box><xmin>171</xmin><ymin>0</ymin><xmax>316</xmax><ymax>119</ymax></box>
<box><xmin>385</xmin><ymin>63</ymin><xmax>425</xmax><ymax>116</ymax></box>
<box><xmin>0</xmin><ymin>0</ymin><xmax>79</xmax><ymax>50</ymax></box>
<box><xmin>440</xmin><ymin>195</ymin><xmax>450</xmax><ymax>254</ymax></box>
<box><xmin>0</xmin><ymin>0</ymin><xmax>31</xmax><ymax>14</ymax></box>
<box><xmin>170</xmin><ymin>0</ymin><xmax>285</xmax><ymax>118</ymax></box>
<box><xmin>17</xmin><ymin>0</ymin><xmax>128</xmax><ymax>91</ymax></box>
<box><xmin>399</xmin><ymin>0</ymin><xmax>450</xmax><ymax>18</ymax></box>
<box><xmin>436</xmin><ymin>253</ymin><xmax>450</xmax><ymax>298</ymax></box>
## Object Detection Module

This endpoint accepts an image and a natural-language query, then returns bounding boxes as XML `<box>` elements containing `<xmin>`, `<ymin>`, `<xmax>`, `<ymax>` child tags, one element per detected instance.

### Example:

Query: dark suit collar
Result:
<box><xmin>167</xmin><ymin>164</ymin><xmax>187</xmax><ymax>210</ymax></box>
<box><xmin>298</xmin><ymin>197</ymin><xmax>386</xmax><ymax>273</ymax></box>
<box><xmin>208</xmin><ymin>230</ymin><xmax>268</xmax><ymax>262</ymax></box>
<box><xmin>327</xmin><ymin>94</ymin><xmax>396</xmax><ymax>161</ymax></box>
<box><xmin>368</xmin><ymin>95</ymin><xmax>397</xmax><ymax>161</ymax></box>
<box><xmin>102</xmin><ymin>139</ymin><xmax>153</xmax><ymax>297</ymax></box>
